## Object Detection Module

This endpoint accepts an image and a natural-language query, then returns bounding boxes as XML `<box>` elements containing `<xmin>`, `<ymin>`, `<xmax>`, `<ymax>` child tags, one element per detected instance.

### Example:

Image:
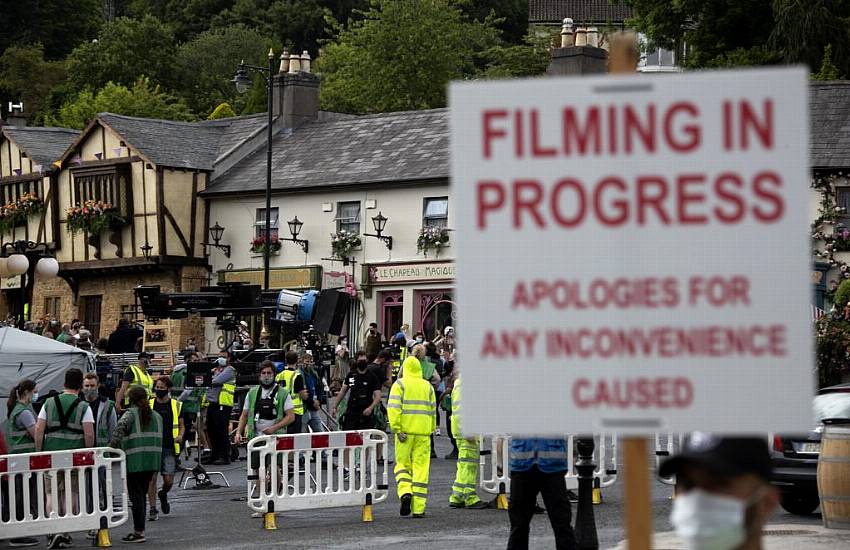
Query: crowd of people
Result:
<box><xmin>1</xmin><ymin>315</ymin><xmax>144</xmax><ymax>355</ymax></box>
<box><xmin>2</xmin><ymin>320</ymin><xmax>782</xmax><ymax>550</ymax></box>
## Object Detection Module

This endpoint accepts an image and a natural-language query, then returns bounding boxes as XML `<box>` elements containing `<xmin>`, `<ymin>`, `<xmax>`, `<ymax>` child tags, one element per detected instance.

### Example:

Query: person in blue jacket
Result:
<box><xmin>507</xmin><ymin>437</ymin><xmax>577</xmax><ymax>550</ymax></box>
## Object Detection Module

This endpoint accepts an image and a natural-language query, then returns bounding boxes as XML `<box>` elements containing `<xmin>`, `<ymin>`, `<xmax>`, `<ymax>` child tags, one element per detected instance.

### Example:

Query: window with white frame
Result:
<box><xmin>335</xmin><ymin>201</ymin><xmax>360</xmax><ymax>234</ymax></box>
<box><xmin>254</xmin><ymin>207</ymin><xmax>279</xmax><ymax>240</ymax></box>
<box><xmin>423</xmin><ymin>197</ymin><xmax>448</xmax><ymax>228</ymax></box>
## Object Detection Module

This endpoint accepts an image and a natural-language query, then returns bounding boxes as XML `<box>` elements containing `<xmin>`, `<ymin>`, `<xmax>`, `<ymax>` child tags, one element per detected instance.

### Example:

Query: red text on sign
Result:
<box><xmin>572</xmin><ymin>377</ymin><xmax>694</xmax><ymax>409</ymax></box>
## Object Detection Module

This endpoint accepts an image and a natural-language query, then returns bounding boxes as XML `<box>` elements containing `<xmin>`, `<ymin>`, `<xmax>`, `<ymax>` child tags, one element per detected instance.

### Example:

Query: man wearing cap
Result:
<box><xmin>660</xmin><ymin>434</ymin><xmax>779</xmax><ymax>550</ymax></box>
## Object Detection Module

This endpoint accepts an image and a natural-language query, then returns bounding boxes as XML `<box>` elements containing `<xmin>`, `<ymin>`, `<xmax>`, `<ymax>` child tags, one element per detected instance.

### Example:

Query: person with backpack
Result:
<box><xmin>34</xmin><ymin>368</ymin><xmax>95</xmax><ymax>549</ymax></box>
<box><xmin>234</xmin><ymin>361</ymin><xmax>295</xmax><ymax>443</ymax></box>
<box><xmin>109</xmin><ymin>386</ymin><xmax>163</xmax><ymax>544</ymax></box>
<box><xmin>333</xmin><ymin>354</ymin><xmax>383</xmax><ymax>431</ymax></box>
<box><xmin>147</xmin><ymin>376</ymin><xmax>184</xmax><ymax>523</ymax></box>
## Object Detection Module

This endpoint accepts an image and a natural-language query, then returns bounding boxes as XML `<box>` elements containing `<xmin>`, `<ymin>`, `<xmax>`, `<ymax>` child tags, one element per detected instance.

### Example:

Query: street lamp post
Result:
<box><xmin>233</xmin><ymin>50</ymin><xmax>275</xmax><ymax>290</ymax></box>
<box><xmin>0</xmin><ymin>240</ymin><xmax>59</xmax><ymax>329</ymax></box>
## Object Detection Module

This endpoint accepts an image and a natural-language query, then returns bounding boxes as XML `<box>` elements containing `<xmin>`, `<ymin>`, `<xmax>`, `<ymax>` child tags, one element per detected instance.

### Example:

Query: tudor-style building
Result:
<box><xmin>0</xmin><ymin>125</ymin><xmax>79</xmax><ymax>318</ymax></box>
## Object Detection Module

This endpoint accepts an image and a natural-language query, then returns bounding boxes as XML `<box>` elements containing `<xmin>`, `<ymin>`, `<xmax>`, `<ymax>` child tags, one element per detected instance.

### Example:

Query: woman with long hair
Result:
<box><xmin>109</xmin><ymin>386</ymin><xmax>162</xmax><ymax>544</ymax></box>
<box><xmin>5</xmin><ymin>379</ymin><xmax>37</xmax><ymax>454</ymax></box>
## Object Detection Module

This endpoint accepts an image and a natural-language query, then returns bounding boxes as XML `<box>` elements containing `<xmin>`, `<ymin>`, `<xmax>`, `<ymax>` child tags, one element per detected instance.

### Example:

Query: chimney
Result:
<box><xmin>5</xmin><ymin>102</ymin><xmax>27</xmax><ymax>127</ymax></box>
<box><xmin>547</xmin><ymin>19</ymin><xmax>607</xmax><ymax>77</ymax></box>
<box><xmin>272</xmin><ymin>48</ymin><xmax>320</xmax><ymax>128</ymax></box>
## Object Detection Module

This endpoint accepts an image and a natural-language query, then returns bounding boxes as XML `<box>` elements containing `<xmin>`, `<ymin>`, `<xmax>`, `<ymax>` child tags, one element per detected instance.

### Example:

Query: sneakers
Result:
<box><xmin>121</xmin><ymin>533</ymin><xmax>146</xmax><ymax>544</ymax></box>
<box><xmin>566</xmin><ymin>490</ymin><xmax>578</xmax><ymax>503</ymax></box>
<box><xmin>148</xmin><ymin>507</ymin><xmax>158</xmax><ymax>522</ymax></box>
<box><xmin>466</xmin><ymin>500</ymin><xmax>489</xmax><ymax>510</ymax></box>
<box><xmin>435</xmin><ymin>427</ymin><xmax>441</xmax><ymax>436</ymax></box>
<box><xmin>46</xmin><ymin>534</ymin><xmax>72</xmax><ymax>549</ymax></box>
<box><xmin>158</xmin><ymin>489</ymin><xmax>170</xmax><ymax>515</ymax></box>
<box><xmin>86</xmin><ymin>531</ymin><xmax>98</xmax><ymax>540</ymax></box>
<box><xmin>400</xmin><ymin>494</ymin><xmax>412</xmax><ymax>516</ymax></box>
<box><xmin>8</xmin><ymin>538</ymin><xmax>39</xmax><ymax>547</ymax></box>
<box><xmin>412</xmin><ymin>513</ymin><xmax>426</xmax><ymax>518</ymax></box>
<box><xmin>449</xmin><ymin>501</ymin><xmax>465</xmax><ymax>509</ymax></box>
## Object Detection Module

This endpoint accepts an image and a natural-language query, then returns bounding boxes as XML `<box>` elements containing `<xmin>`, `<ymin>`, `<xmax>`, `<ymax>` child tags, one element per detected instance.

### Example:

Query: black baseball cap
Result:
<box><xmin>659</xmin><ymin>433</ymin><xmax>772</xmax><ymax>482</ymax></box>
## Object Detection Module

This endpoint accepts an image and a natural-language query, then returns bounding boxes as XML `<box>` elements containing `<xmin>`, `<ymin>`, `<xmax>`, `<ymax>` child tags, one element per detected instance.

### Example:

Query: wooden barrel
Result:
<box><xmin>818</xmin><ymin>422</ymin><xmax>850</xmax><ymax>529</ymax></box>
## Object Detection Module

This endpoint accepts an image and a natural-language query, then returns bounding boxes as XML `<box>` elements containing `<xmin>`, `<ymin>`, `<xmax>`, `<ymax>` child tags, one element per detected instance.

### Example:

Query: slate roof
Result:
<box><xmin>811</xmin><ymin>82</ymin><xmax>850</xmax><ymax>169</ymax></box>
<box><xmin>96</xmin><ymin>112</ymin><xmax>268</xmax><ymax>171</ymax></box>
<box><xmin>529</xmin><ymin>0</ymin><xmax>633</xmax><ymax>24</ymax></box>
<box><xmin>1</xmin><ymin>126</ymin><xmax>80</xmax><ymax>168</ymax></box>
<box><xmin>204</xmin><ymin>109</ymin><xmax>448</xmax><ymax>196</ymax></box>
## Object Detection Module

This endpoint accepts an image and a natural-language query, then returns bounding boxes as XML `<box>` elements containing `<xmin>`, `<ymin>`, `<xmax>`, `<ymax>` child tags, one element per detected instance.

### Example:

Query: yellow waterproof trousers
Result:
<box><xmin>450</xmin><ymin>437</ymin><xmax>481</xmax><ymax>506</ymax></box>
<box><xmin>394</xmin><ymin>434</ymin><xmax>431</xmax><ymax>514</ymax></box>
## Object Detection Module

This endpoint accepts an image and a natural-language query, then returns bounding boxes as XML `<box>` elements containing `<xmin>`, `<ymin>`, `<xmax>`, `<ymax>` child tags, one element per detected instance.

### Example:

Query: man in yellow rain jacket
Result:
<box><xmin>388</xmin><ymin>355</ymin><xmax>436</xmax><ymax>518</ymax></box>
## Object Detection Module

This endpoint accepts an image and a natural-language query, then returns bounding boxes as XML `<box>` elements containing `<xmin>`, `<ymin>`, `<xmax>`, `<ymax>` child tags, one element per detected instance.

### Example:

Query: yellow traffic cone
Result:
<box><xmin>592</xmin><ymin>478</ymin><xmax>602</xmax><ymax>505</ymax></box>
<box><xmin>264</xmin><ymin>503</ymin><xmax>277</xmax><ymax>530</ymax></box>
<box><xmin>362</xmin><ymin>494</ymin><xmax>374</xmax><ymax>522</ymax></box>
<box><xmin>96</xmin><ymin>529</ymin><xmax>111</xmax><ymax>548</ymax></box>
<box><xmin>496</xmin><ymin>482</ymin><xmax>509</xmax><ymax>510</ymax></box>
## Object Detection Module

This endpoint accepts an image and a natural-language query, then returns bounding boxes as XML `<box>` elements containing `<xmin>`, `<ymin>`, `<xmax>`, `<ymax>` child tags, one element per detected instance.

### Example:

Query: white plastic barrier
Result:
<box><xmin>655</xmin><ymin>432</ymin><xmax>684</xmax><ymax>485</ymax></box>
<box><xmin>479</xmin><ymin>435</ymin><xmax>618</xmax><ymax>495</ymax></box>
<box><xmin>246</xmin><ymin>430</ymin><xmax>388</xmax><ymax>521</ymax></box>
<box><xmin>0</xmin><ymin>448</ymin><xmax>128</xmax><ymax>541</ymax></box>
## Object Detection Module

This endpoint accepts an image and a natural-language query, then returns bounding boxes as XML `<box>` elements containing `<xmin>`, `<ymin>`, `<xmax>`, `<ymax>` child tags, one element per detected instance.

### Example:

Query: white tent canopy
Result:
<box><xmin>0</xmin><ymin>327</ymin><xmax>94</xmax><ymax>422</ymax></box>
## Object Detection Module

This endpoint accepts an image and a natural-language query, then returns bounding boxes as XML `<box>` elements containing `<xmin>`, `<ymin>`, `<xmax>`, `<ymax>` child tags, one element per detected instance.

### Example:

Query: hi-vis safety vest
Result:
<box><xmin>119</xmin><ymin>407</ymin><xmax>163</xmax><ymax>473</ymax></box>
<box><xmin>93</xmin><ymin>398</ymin><xmax>116</xmax><ymax>446</ymax></box>
<box><xmin>43</xmin><ymin>394</ymin><xmax>89</xmax><ymax>451</ymax></box>
<box><xmin>276</xmin><ymin>369</ymin><xmax>303</xmax><ymax>414</ymax></box>
<box><xmin>125</xmin><ymin>365</ymin><xmax>153</xmax><ymax>405</ymax></box>
<box><xmin>387</xmin><ymin>356</ymin><xmax>436</xmax><ymax>436</ymax></box>
<box><xmin>150</xmin><ymin>398</ymin><xmax>182</xmax><ymax>454</ymax></box>
<box><xmin>244</xmin><ymin>385</ymin><xmax>290</xmax><ymax>439</ymax></box>
<box><xmin>6</xmin><ymin>402</ymin><xmax>36</xmax><ymax>453</ymax></box>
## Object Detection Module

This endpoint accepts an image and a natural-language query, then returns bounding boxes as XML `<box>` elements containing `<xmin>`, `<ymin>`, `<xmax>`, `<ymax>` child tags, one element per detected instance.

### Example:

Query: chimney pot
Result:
<box><xmin>561</xmin><ymin>18</ymin><xmax>574</xmax><ymax>48</ymax></box>
<box><xmin>301</xmin><ymin>50</ymin><xmax>311</xmax><ymax>73</ymax></box>
<box><xmin>587</xmin><ymin>27</ymin><xmax>600</xmax><ymax>48</ymax></box>
<box><xmin>279</xmin><ymin>48</ymin><xmax>290</xmax><ymax>73</ymax></box>
<box><xmin>574</xmin><ymin>26</ymin><xmax>588</xmax><ymax>47</ymax></box>
<box><xmin>288</xmin><ymin>54</ymin><xmax>301</xmax><ymax>73</ymax></box>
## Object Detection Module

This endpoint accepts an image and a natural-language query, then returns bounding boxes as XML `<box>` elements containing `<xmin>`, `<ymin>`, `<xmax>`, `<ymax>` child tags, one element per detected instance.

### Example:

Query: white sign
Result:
<box><xmin>450</xmin><ymin>68</ymin><xmax>813</xmax><ymax>434</ymax></box>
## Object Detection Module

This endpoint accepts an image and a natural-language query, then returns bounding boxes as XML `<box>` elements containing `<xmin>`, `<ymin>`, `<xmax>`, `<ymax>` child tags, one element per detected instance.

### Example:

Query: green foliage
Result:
<box><xmin>816</xmin><ymin>316</ymin><xmax>850</xmax><ymax>388</ymax></box>
<box><xmin>65</xmin><ymin>15</ymin><xmax>177</xmax><ymax>92</ymax></box>
<box><xmin>48</xmin><ymin>78</ymin><xmax>194</xmax><ymax>130</ymax></box>
<box><xmin>459</xmin><ymin>0</ymin><xmax>528</xmax><ymax>44</ymax></box>
<box><xmin>0</xmin><ymin>0</ymin><xmax>102</xmax><ymax>59</ymax></box>
<box><xmin>208</xmin><ymin>102</ymin><xmax>238</xmax><ymax>119</ymax></box>
<box><xmin>480</xmin><ymin>27</ymin><xmax>557</xmax><ymax>79</ymax></box>
<box><xmin>834</xmin><ymin>279</ymin><xmax>850</xmax><ymax>310</ymax></box>
<box><xmin>317</xmin><ymin>0</ymin><xmax>503</xmax><ymax>113</ymax></box>
<box><xmin>771</xmin><ymin>0</ymin><xmax>850</xmax><ymax>78</ymax></box>
<box><xmin>174</xmin><ymin>25</ymin><xmax>277</xmax><ymax>116</ymax></box>
<box><xmin>813</xmin><ymin>44</ymin><xmax>843</xmax><ymax>80</ymax></box>
<box><xmin>240</xmin><ymin>73</ymin><xmax>270</xmax><ymax>115</ymax></box>
<box><xmin>0</xmin><ymin>45</ymin><xmax>68</xmax><ymax>125</ymax></box>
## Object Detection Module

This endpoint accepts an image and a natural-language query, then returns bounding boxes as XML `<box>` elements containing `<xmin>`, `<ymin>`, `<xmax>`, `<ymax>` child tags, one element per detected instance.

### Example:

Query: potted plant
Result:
<box><xmin>66</xmin><ymin>200</ymin><xmax>123</xmax><ymax>236</ymax></box>
<box><xmin>0</xmin><ymin>201</ymin><xmax>24</xmax><ymax>233</ymax></box>
<box><xmin>250</xmin><ymin>235</ymin><xmax>282</xmax><ymax>254</ymax></box>
<box><xmin>17</xmin><ymin>192</ymin><xmax>44</xmax><ymax>217</ymax></box>
<box><xmin>331</xmin><ymin>230</ymin><xmax>362</xmax><ymax>263</ymax></box>
<box><xmin>417</xmin><ymin>226</ymin><xmax>450</xmax><ymax>256</ymax></box>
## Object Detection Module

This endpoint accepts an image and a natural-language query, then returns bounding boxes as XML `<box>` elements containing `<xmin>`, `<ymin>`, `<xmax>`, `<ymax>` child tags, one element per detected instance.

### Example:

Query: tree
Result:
<box><xmin>174</xmin><ymin>25</ymin><xmax>277</xmax><ymax>116</ymax></box>
<box><xmin>461</xmin><ymin>0</ymin><xmax>528</xmax><ymax>44</ymax></box>
<box><xmin>0</xmin><ymin>45</ymin><xmax>68</xmax><ymax>125</ymax></box>
<box><xmin>208</xmin><ymin>102</ymin><xmax>238</xmax><ymax>119</ymax></box>
<box><xmin>65</xmin><ymin>15</ymin><xmax>177</xmax><ymax>92</ymax></box>
<box><xmin>622</xmin><ymin>0</ymin><xmax>779</xmax><ymax>68</ymax></box>
<box><xmin>317</xmin><ymin>0</ymin><xmax>502</xmax><ymax>113</ymax></box>
<box><xmin>771</xmin><ymin>0</ymin><xmax>850</xmax><ymax>77</ymax></box>
<box><xmin>212</xmin><ymin>0</ymin><xmax>336</xmax><ymax>54</ymax></box>
<box><xmin>48</xmin><ymin>78</ymin><xmax>194</xmax><ymax>130</ymax></box>
<box><xmin>480</xmin><ymin>27</ymin><xmax>557</xmax><ymax>79</ymax></box>
<box><xmin>0</xmin><ymin>0</ymin><xmax>102</xmax><ymax>60</ymax></box>
<box><xmin>813</xmin><ymin>44</ymin><xmax>844</xmax><ymax>80</ymax></box>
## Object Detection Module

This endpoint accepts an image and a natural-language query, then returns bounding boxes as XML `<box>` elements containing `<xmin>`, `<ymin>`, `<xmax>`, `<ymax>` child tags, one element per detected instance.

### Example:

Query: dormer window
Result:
<box><xmin>71</xmin><ymin>164</ymin><xmax>133</xmax><ymax>219</ymax></box>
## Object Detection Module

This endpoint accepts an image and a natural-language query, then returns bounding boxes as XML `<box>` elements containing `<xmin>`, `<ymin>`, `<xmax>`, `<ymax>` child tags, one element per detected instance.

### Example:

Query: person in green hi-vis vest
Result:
<box><xmin>109</xmin><ymin>386</ymin><xmax>163</xmax><ymax>544</ymax></box>
<box><xmin>34</xmin><ymin>368</ymin><xmax>95</xmax><ymax>550</ymax></box>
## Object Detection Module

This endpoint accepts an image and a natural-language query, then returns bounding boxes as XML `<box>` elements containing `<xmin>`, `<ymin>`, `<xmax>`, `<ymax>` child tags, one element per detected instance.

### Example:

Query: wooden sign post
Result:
<box><xmin>610</xmin><ymin>33</ymin><xmax>652</xmax><ymax>550</ymax></box>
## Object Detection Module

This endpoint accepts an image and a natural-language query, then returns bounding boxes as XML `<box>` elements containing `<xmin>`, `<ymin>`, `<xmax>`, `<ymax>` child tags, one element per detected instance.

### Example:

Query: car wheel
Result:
<box><xmin>780</xmin><ymin>493</ymin><xmax>820</xmax><ymax>515</ymax></box>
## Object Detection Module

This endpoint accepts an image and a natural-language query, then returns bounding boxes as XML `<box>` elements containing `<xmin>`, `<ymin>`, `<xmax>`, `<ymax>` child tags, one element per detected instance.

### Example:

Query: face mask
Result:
<box><xmin>154</xmin><ymin>388</ymin><xmax>169</xmax><ymax>399</ymax></box>
<box><xmin>217</xmin><ymin>357</ymin><xmax>227</xmax><ymax>367</ymax></box>
<box><xmin>83</xmin><ymin>389</ymin><xmax>99</xmax><ymax>401</ymax></box>
<box><xmin>260</xmin><ymin>375</ymin><xmax>275</xmax><ymax>387</ymax></box>
<box><xmin>416</xmin><ymin>337</ymin><xmax>423</xmax><ymax>343</ymax></box>
<box><xmin>671</xmin><ymin>489</ymin><xmax>753</xmax><ymax>550</ymax></box>
<box><xmin>31</xmin><ymin>391</ymin><xmax>39</xmax><ymax>402</ymax></box>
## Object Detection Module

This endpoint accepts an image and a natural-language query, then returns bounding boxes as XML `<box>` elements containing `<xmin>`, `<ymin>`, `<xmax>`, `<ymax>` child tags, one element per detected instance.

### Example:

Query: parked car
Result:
<box><xmin>770</xmin><ymin>383</ymin><xmax>850</xmax><ymax>515</ymax></box>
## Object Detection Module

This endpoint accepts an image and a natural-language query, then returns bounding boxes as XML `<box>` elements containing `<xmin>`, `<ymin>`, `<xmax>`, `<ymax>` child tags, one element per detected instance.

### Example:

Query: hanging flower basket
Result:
<box><xmin>0</xmin><ymin>193</ymin><xmax>44</xmax><ymax>233</ymax></box>
<box><xmin>66</xmin><ymin>200</ymin><xmax>123</xmax><ymax>236</ymax></box>
<box><xmin>331</xmin><ymin>230</ymin><xmax>361</xmax><ymax>260</ymax></box>
<box><xmin>251</xmin><ymin>235</ymin><xmax>282</xmax><ymax>254</ymax></box>
<box><xmin>417</xmin><ymin>226</ymin><xmax>450</xmax><ymax>256</ymax></box>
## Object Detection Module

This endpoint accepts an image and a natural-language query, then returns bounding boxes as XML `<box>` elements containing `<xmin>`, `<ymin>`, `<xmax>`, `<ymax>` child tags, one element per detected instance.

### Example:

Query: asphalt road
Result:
<box><xmin>0</xmin><ymin>434</ymin><xmax>825</xmax><ymax>550</ymax></box>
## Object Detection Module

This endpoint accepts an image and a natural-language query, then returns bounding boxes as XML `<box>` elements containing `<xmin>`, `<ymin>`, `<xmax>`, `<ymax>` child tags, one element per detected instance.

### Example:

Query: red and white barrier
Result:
<box><xmin>246</xmin><ymin>430</ymin><xmax>388</xmax><ymax>521</ymax></box>
<box><xmin>0</xmin><ymin>448</ymin><xmax>128</xmax><ymax>541</ymax></box>
<box><xmin>479</xmin><ymin>435</ymin><xmax>511</xmax><ymax>495</ymax></box>
<box><xmin>655</xmin><ymin>433</ymin><xmax>684</xmax><ymax>486</ymax></box>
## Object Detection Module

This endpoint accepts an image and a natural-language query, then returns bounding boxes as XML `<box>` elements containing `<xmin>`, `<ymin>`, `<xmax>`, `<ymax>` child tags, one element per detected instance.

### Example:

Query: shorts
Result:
<box><xmin>160</xmin><ymin>449</ymin><xmax>177</xmax><ymax>476</ymax></box>
<box><xmin>287</xmin><ymin>415</ymin><xmax>302</xmax><ymax>434</ymax></box>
